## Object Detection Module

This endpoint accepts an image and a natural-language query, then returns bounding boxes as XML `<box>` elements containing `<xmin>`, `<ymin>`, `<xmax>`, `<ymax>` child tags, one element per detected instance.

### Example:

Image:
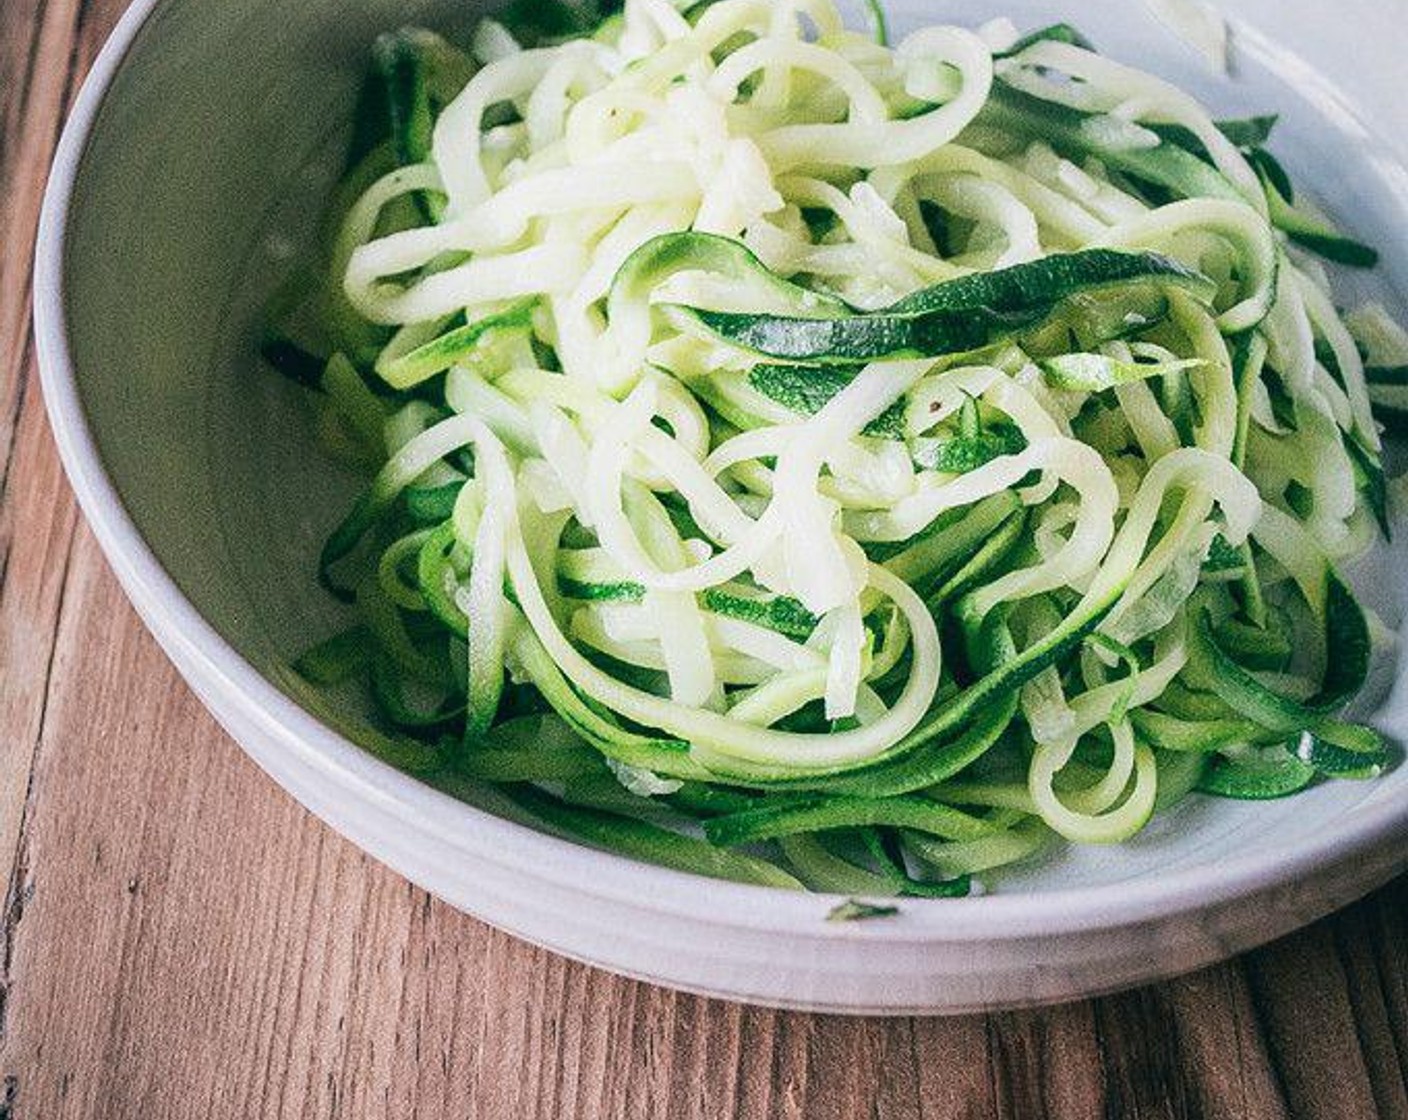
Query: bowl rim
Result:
<box><xmin>32</xmin><ymin>0</ymin><xmax>1408</xmax><ymax>947</ymax></box>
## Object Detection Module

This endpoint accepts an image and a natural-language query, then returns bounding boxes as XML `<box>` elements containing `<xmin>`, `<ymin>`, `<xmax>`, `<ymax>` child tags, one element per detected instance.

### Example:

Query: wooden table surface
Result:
<box><xmin>2</xmin><ymin>1</ymin><xmax>1406</xmax><ymax>1117</ymax></box>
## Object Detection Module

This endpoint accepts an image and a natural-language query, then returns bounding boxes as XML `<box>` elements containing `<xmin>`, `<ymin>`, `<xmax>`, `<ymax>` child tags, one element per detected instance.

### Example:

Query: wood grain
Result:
<box><xmin>0</xmin><ymin>1</ymin><xmax>1404</xmax><ymax>1117</ymax></box>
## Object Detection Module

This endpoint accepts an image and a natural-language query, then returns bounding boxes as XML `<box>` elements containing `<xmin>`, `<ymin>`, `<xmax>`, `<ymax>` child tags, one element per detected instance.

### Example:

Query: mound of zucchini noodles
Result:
<box><xmin>267</xmin><ymin>0</ymin><xmax>1401</xmax><ymax>897</ymax></box>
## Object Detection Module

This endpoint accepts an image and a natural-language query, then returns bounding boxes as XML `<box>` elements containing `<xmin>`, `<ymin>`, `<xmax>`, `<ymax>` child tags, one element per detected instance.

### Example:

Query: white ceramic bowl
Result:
<box><xmin>35</xmin><ymin>0</ymin><xmax>1408</xmax><ymax>1013</ymax></box>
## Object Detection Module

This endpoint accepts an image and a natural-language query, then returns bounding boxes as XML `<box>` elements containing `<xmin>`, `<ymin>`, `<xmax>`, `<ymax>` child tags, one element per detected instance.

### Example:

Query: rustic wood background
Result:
<box><xmin>1</xmin><ymin>1</ymin><xmax>1405</xmax><ymax>1116</ymax></box>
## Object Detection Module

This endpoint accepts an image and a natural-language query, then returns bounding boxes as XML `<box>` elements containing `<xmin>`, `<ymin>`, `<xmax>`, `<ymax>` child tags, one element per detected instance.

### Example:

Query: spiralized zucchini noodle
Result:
<box><xmin>266</xmin><ymin>0</ymin><xmax>1402</xmax><ymax>897</ymax></box>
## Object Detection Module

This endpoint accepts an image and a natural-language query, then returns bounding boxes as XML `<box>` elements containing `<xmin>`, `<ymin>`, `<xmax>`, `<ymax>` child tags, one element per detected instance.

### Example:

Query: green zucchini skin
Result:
<box><xmin>747</xmin><ymin>364</ymin><xmax>908</xmax><ymax>437</ymax></box>
<box><xmin>980</xmin><ymin>83</ymin><xmax>1246</xmax><ymax>206</ymax></box>
<box><xmin>676</xmin><ymin>250</ymin><xmax>1213</xmax><ymax>363</ymax></box>
<box><xmin>507</xmin><ymin>786</ymin><xmax>807</xmax><ymax>889</ymax></box>
<box><xmin>370</xmin><ymin>29</ymin><xmax>474</xmax><ymax>220</ymax></box>
<box><xmin>1197</xmin><ymin>750</ymin><xmax>1317</xmax><ymax>800</ymax></box>
<box><xmin>377</xmin><ymin>300</ymin><xmax>536</xmax><ymax>389</ymax></box>
<box><xmin>372</xmin><ymin>30</ymin><xmax>436</xmax><ymax>170</ymax></box>
<box><xmin>1189</xmin><ymin>572</ymin><xmax>1371</xmax><ymax>735</ymax></box>
<box><xmin>994</xmin><ymin>22</ymin><xmax>1093</xmax><ymax>58</ymax></box>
